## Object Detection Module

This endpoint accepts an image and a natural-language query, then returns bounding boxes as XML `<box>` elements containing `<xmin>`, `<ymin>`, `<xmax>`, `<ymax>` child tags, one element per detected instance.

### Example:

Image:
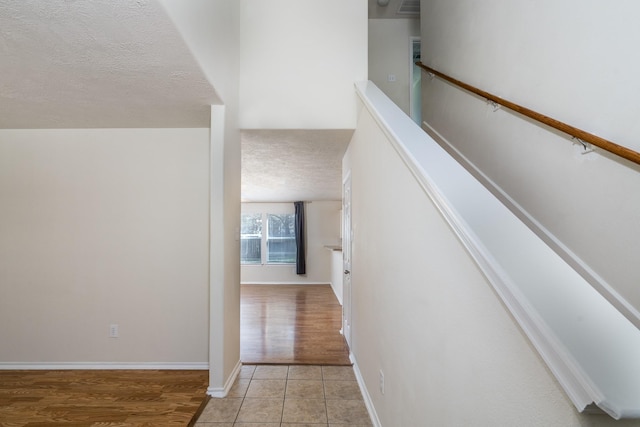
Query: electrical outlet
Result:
<box><xmin>109</xmin><ymin>324</ymin><xmax>119</xmax><ymax>338</ymax></box>
<box><xmin>379</xmin><ymin>369</ymin><xmax>385</xmax><ymax>395</ymax></box>
<box><xmin>387</xmin><ymin>74</ymin><xmax>397</xmax><ymax>82</ymax></box>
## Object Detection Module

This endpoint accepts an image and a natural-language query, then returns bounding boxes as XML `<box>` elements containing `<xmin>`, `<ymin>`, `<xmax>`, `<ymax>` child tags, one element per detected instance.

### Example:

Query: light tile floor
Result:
<box><xmin>195</xmin><ymin>365</ymin><xmax>372</xmax><ymax>427</ymax></box>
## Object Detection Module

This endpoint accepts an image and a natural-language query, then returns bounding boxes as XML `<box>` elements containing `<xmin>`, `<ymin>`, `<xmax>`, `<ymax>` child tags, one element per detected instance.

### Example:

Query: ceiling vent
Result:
<box><xmin>397</xmin><ymin>0</ymin><xmax>420</xmax><ymax>16</ymax></box>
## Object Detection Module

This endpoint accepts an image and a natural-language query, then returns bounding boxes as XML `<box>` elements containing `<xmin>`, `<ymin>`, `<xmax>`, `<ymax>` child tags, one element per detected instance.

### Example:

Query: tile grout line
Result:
<box><xmin>196</xmin><ymin>365</ymin><xmax>366</xmax><ymax>426</ymax></box>
<box><xmin>234</xmin><ymin>365</ymin><xmax>252</xmax><ymax>425</ymax></box>
<box><xmin>323</xmin><ymin>365</ymin><xmax>329</xmax><ymax>427</ymax></box>
<box><xmin>280</xmin><ymin>365</ymin><xmax>289</xmax><ymax>424</ymax></box>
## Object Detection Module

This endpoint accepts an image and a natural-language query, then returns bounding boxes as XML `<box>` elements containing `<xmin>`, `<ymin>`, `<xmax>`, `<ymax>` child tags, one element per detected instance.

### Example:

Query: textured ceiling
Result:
<box><xmin>2</xmin><ymin>1</ymin><xmax>366</xmax><ymax>201</ymax></box>
<box><xmin>0</xmin><ymin>0</ymin><xmax>219</xmax><ymax>128</ymax></box>
<box><xmin>241</xmin><ymin>130</ymin><xmax>353</xmax><ymax>202</ymax></box>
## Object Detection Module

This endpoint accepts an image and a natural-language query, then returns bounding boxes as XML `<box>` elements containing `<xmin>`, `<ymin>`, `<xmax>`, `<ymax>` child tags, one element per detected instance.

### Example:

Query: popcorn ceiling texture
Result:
<box><xmin>3</xmin><ymin>1</ymin><xmax>357</xmax><ymax>203</ymax></box>
<box><xmin>241</xmin><ymin>129</ymin><xmax>353</xmax><ymax>202</ymax></box>
<box><xmin>0</xmin><ymin>0</ymin><xmax>219</xmax><ymax>128</ymax></box>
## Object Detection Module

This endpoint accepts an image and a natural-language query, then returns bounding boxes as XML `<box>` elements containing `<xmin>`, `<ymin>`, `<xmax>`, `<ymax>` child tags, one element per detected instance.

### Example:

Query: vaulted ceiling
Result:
<box><xmin>1</xmin><ymin>0</ymin><xmax>407</xmax><ymax>201</ymax></box>
<box><xmin>0</xmin><ymin>0</ymin><xmax>217</xmax><ymax>128</ymax></box>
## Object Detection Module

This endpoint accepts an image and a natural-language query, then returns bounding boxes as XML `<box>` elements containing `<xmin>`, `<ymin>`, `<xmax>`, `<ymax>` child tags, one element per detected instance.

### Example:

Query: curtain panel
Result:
<box><xmin>294</xmin><ymin>201</ymin><xmax>306</xmax><ymax>275</ymax></box>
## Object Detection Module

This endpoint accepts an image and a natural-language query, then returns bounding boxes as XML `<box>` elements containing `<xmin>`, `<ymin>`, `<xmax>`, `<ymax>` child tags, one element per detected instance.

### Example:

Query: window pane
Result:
<box><xmin>241</xmin><ymin>214</ymin><xmax>262</xmax><ymax>264</ymax></box>
<box><xmin>267</xmin><ymin>214</ymin><xmax>296</xmax><ymax>264</ymax></box>
<box><xmin>241</xmin><ymin>213</ymin><xmax>262</xmax><ymax>235</ymax></box>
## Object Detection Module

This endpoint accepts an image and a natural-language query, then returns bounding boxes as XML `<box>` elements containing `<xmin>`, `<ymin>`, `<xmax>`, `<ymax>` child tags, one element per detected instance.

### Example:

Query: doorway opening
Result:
<box><xmin>410</xmin><ymin>37</ymin><xmax>422</xmax><ymax>125</ymax></box>
<box><xmin>240</xmin><ymin>284</ymin><xmax>350</xmax><ymax>365</ymax></box>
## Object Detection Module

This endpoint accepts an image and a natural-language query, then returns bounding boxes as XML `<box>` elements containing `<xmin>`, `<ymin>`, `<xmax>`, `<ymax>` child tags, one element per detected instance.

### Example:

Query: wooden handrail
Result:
<box><xmin>416</xmin><ymin>62</ymin><xmax>640</xmax><ymax>166</ymax></box>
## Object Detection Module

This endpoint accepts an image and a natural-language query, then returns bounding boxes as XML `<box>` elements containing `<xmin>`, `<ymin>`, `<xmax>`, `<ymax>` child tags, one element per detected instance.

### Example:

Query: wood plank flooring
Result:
<box><xmin>0</xmin><ymin>369</ymin><xmax>208</xmax><ymax>426</ymax></box>
<box><xmin>240</xmin><ymin>284</ymin><xmax>351</xmax><ymax>365</ymax></box>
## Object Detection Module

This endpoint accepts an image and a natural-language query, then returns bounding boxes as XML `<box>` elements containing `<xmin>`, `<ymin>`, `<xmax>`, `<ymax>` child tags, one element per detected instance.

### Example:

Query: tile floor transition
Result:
<box><xmin>194</xmin><ymin>365</ymin><xmax>372</xmax><ymax>426</ymax></box>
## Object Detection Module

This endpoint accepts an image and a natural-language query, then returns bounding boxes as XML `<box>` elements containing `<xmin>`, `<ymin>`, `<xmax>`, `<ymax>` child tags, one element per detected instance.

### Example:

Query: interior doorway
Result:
<box><xmin>240</xmin><ymin>284</ymin><xmax>350</xmax><ymax>365</ymax></box>
<box><xmin>410</xmin><ymin>37</ymin><xmax>422</xmax><ymax>125</ymax></box>
<box><xmin>342</xmin><ymin>172</ymin><xmax>352</xmax><ymax>349</ymax></box>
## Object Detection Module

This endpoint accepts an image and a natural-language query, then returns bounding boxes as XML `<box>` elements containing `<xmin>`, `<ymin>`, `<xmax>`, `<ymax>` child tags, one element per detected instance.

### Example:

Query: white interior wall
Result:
<box><xmin>344</xmin><ymin>100</ymin><xmax>640</xmax><ymax>426</ymax></box>
<box><xmin>330</xmin><ymin>250</ymin><xmax>343</xmax><ymax>304</ymax></box>
<box><xmin>420</xmin><ymin>0</ymin><xmax>640</xmax><ymax>317</ymax></box>
<box><xmin>368</xmin><ymin>19</ymin><xmax>420</xmax><ymax>115</ymax></box>
<box><xmin>0</xmin><ymin>128</ymin><xmax>210</xmax><ymax>365</ymax></box>
<box><xmin>159</xmin><ymin>0</ymin><xmax>242</xmax><ymax>390</ymax></box>
<box><xmin>241</xmin><ymin>201</ymin><xmax>341</xmax><ymax>285</ymax></box>
<box><xmin>239</xmin><ymin>0</ymin><xmax>368</xmax><ymax>129</ymax></box>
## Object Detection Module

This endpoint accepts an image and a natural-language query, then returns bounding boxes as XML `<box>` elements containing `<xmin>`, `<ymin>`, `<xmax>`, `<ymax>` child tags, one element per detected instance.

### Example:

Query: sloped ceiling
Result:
<box><xmin>1</xmin><ymin>0</ymin><xmax>361</xmax><ymax>201</ymax></box>
<box><xmin>0</xmin><ymin>0</ymin><xmax>219</xmax><ymax>128</ymax></box>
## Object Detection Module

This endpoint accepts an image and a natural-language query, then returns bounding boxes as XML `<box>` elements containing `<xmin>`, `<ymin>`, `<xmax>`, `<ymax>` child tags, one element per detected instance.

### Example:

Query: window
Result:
<box><xmin>266</xmin><ymin>214</ymin><xmax>296</xmax><ymax>263</ymax></box>
<box><xmin>241</xmin><ymin>212</ymin><xmax>296</xmax><ymax>264</ymax></box>
<box><xmin>240</xmin><ymin>213</ymin><xmax>262</xmax><ymax>264</ymax></box>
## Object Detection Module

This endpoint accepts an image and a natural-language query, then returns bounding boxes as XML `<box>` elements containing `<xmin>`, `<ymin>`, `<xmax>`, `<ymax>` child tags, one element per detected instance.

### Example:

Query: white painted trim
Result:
<box><xmin>341</xmin><ymin>170</ymin><xmax>353</xmax><ymax>349</ymax></box>
<box><xmin>207</xmin><ymin>359</ymin><xmax>242</xmax><ymax>398</ymax></box>
<box><xmin>241</xmin><ymin>264</ymin><xmax>296</xmax><ymax>267</ymax></box>
<box><xmin>240</xmin><ymin>282</ymin><xmax>330</xmax><ymax>286</ymax></box>
<box><xmin>0</xmin><ymin>362</ymin><xmax>209</xmax><ymax>370</ymax></box>
<box><xmin>355</xmin><ymin>80</ymin><xmax>640</xmax><ymax>419</ymax></box>
<box><xmin>329</xmin><ymin>280</ymin><xmax>343</xmax><ymax>305</ymax></box>
<box><xmin>422</xmin><ymin>121</ymin><xmax>640</xmax><ymax>330</ymax></box>
<box><xmin>352</xmin><ymin>355</ymin><xmax>382</xmax><ymax>427</ymax></box>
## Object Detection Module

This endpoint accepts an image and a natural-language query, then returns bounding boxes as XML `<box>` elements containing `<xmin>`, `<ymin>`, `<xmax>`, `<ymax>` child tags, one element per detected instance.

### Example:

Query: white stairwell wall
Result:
<box><xmin>420</xmin><ymin>0</ymin><xmax>640</xmax><ymax>320</ymax></box>
<box><xmin>343</xmin><ymin>83</ymin><xmax>640</xmax><ymax>425</ymax></box>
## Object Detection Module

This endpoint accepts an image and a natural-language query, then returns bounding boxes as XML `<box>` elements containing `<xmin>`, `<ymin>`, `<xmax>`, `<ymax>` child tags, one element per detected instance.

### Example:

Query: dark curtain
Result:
<box><xmin>294</xmin><ymin>201</ymin><xmax>306</xmax><ymax>275</ymax></box>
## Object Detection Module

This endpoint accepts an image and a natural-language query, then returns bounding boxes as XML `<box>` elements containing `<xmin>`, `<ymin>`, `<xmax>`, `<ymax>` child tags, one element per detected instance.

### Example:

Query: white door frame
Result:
<box><xmin>342</xmin><ymin>171</ymin><xmax>352</xmax><ymax>349</ymax></box>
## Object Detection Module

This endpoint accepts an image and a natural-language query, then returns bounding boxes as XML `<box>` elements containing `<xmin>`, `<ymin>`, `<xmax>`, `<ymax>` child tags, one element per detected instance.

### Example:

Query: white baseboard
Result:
<box><xmin>207</xmin><ymin>359</ymin><xmax>242</xmax><ymax>398</ymax></box>
<box><xmin>351</xmin><ymin>354</ymin><xmax>382</xmax><ymax>427</ymax></box>
<box><xmin>0</xmin><ymin>362</ymin><xmax>209</xmax><ymax>370</ymax></box>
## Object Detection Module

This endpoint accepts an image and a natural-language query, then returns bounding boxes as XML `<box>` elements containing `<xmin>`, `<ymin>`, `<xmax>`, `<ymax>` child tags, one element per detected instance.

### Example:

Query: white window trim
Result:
<box><xmin>241</xmin><ymin>209</ymin><xmax>296</xmax><ymax>265</ymax></box>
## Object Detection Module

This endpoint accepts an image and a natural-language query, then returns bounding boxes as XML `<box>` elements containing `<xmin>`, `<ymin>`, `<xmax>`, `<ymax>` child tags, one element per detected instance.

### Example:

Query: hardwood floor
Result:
<box><xmin>241</xmin><ymin>284</ymin><xmax>351</xmax><ymax>365</ymax></box>
<box><xmin>0</xmin><ymin>284</ymin><xmax>348</xmax><ymax>425</ymax></box>
<box><xmin>0</xmin><ymin>369</ymin><xmax>208</xmax><ymax>426</ymax></box>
